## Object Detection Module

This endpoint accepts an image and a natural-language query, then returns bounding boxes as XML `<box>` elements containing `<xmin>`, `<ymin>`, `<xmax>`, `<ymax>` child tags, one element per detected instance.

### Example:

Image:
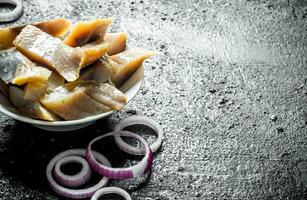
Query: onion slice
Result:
<box><xmin>53</xmin><ymin>155</ymin><xmax>91</xmax><ymax>188</ymax></box>
<box><xmin>46</xmin><ymin>149</ymin><xmax>111</xmax><ymax>199</ymax></box>
<box><xmin>86</xmin><ymin>131</ymin><xmax>153</xmax><ymax>180</ymax></box>
<box><xmin>91</xmin><ymin>187</ymin><xmax>132</xmax><ymax>200</ymax></box>
<box><xmin>0</xmin><ymin>0</ymin><xmax>23</xmax><ymax>22</ymax></box>
<box><xmin>114</xmin><ymin>115</ymin><xmax>163</xmax><ymax>155</ymax></box>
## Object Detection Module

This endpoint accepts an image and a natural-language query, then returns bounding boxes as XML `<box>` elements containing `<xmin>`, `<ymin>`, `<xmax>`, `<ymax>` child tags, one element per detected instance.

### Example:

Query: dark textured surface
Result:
<box><xmin>0</xmin><ymin>0</ymin><xmax>307</xmax><ymax>199</ymax></box>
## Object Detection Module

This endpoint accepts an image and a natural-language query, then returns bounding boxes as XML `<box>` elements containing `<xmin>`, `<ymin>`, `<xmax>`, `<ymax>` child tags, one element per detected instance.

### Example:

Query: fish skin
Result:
<box><xmin>0</xmin><ymin>48</ymin><xmax>52</xmax><ymax>86</ymax></box>
<box><xmin>0</xmin><ymin>48</ymin><xmax>24</xmax><ymax>83</ymax></box>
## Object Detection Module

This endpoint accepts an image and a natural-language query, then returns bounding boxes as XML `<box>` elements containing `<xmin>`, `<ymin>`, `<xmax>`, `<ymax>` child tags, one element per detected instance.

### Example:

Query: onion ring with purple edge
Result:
<box><xmin>91</xmin><ymin>187</ymin><xmax>132</xmax><ymax>200</ymax></box>
<box><xmin>53</xmin><ymin>155</ymin><xmax>91</xmax><ymax>188</ymax></box>
<box><xmin>114</xmin><ymin>115</ymin><xmax>163</xmax><ymax>155</ymax></box>
<box><xmin>46</xmin><ymin>149</ymin><xmax>111</xmax><ymax>199</ymax></box>
<box><xmin>0</xmin><ymin>0</ymin><xmax>23</xmax><ymax>22</ymax></box>
<box><xmin>86</xmin><ymin>131</ymin><xmax>153</xmax><ymax>180</ymax></box>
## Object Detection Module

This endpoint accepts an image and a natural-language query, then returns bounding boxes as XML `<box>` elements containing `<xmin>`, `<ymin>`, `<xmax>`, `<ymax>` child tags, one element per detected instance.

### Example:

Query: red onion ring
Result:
<box><xmin>114</xmin><ymin>115</ymin><xmax>163</xmax><ymax>155</ymax></box>
<box><xmin>0</xmin><ymin>0</ymin><xmax>23</xmax><ymax>22</ymax></box>
<box><xmin>53</xmin><ymin>155</ymin><xmax>91</xmax><ymax>188</ymax></box>
<box><xmin>91</xmin><ymin>187</ymin><xmax>131</xmax><ymax>200</ymax></box>
<box><xmin>86</xmin><ymin>131</ymin><xmax>153</xmax><ymax>180</ymax></box>
<box><xmin>46</xmin><ymin>149</ymin><xmax>111</xmax><ymax>199</ymax></box>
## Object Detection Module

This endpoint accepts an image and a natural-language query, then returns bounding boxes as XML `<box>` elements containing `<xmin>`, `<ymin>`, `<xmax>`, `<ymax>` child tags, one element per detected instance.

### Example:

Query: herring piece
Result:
<box><xmin>0</xmin><ymin>48</ymin><xmax>27</xmax><ymax>83</ymax></box>
<box><xmin>24</xmin><ymin>81</ymin><xmax>47</xmax><ymax>101</ymax></box>
<box><xmin>104</xmin><ymin>32</ymin><xmax>127</xmax><ymax>56</ymax></box>
<box><xmin>0</xmin><ymin>48</ymin><xmax>52</xmax><ymax>85</ymax></box>
<box><xmin>9</xmin><ymin>86</ymin><xmax>59</xmax><ymax>121</ymax></box>
<box><xmin>24</xmin><ymin>71</ymin><xmax>65</xmax><ymax>101</ymax></box>
<box><xmin>84</xmin><ymin>83</ymin><xmax>127</xmax><ymax>110</ymax></box>
<box><xmin>64</xmin><ymin>19</ymin><xmax>112</xmax><ymax>47</ymax></box>
<box><xmin>79</xmin><ymin>56</ymin><xmax>117</xmax><ymax>83</ymax></box>
<box><xmin>0</xmin><ymin>18</ymin><xmax>71</xmax><ymax>50</ymax></box>
<box><xmin>39</xmin><ymin>84</ymin><xmax>111</xmax><ymax>120</ymax></box>
<box><xmin>45</xmin><ymin>71</ymin><xmax>65</xmax><ymax>93</ymax></box>
<box><xmin>119</xmin><ymin>65</ymin><xmax>144</xmax><ymax>93</ymax></box>
<box><xmin>13</xmin><ymin>25</ymin><xmax>81</xmax><ymax>82</ymax></box>
<box><xmin>12</xmin><ymin>64</ymin><xmax>52</xmax><ymax>85</ymax></box>
<box><xmin>13</xmin><ymin>25</ymin><xmax>108</xmax><ymax>81</ymax></box>
<box><xmin>35</xmin><ymin>18</ymin><xmax>71</xmax><ymax>37</ymax></box>
<box><xmin>79</xmin><ymin>39</ymin><xmax>109</xmax><ymax>68</ymax></box>
<box><xmin>111</xmin><ymin>48</ymin><xmax>155</xmax><ymax>86</ymax></box>
<box><xmin>0</xmin><ymin>48</ymin><xmax>51</xmax><ymax>87</ymax></box>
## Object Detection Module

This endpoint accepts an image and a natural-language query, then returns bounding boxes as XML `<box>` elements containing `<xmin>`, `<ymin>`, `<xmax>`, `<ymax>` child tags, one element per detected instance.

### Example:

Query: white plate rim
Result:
<box><xmin>0</xmin><ymin>67</ymin><xmax>144</xmax><ymax>126</ymax></box>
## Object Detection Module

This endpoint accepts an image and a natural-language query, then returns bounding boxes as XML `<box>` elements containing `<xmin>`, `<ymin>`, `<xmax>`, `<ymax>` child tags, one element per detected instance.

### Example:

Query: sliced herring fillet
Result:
<box><xmin>79</xmin><ymin>56</ymin><xmax>117</xmax><ymax>83</ymax></box>
<box><xmin>64</xmin><ymin>19</ymin><xmax>112</xmax><ymax>47</ymax></box>
<box><xmin>39</xmin><ymin>84</ymin><xmax>111</xmax><ymax>120</ymax></box>
<box><xmin>23</xmin><ymin>71</ymin><xmax>65</xmax><ymax>101</ymax></box>
<box><xmin>0</xmin><ymin>18</ymin><xmax>71</xmax><ymax>50</ymax></box>
<box><xmin>104</xmin><ymin>32</ymin><xmax>127</xmax><ymax>55</ymax></box>
<box><xmin>14</xmin><ymin>25</ymin><xmax>108</xmax><ymax>81</ymax></box>
<box><xmin>12</xmin><ymin>65</ymin><xmax>52</xmax><ymax>85</ymax></box>
<box><xmin>13</xmin><ymin>25</ymin><xmax>81</xmax><ymax>82</ymax></box>
<box><xmin>9</xmin><ymin>86</ymin><xmax>59</xmax><ymax>121</ymax></box>
<box><xmin>24</xmin><ymin>81</ymin><xmax>47</xmax><ymax>101</ymax></box>
<box><xmin>84</xmin><ymin>83</ymin><xmax>127</xmax><ymax>110</ymax></box>
<box><xmin>111</xmin><ymin>48</ymin><xmax>155</xmax><ymax>86</ymax></box>
<box><xmin>79</xmin><ymin>39</ymin><xmax>109</xmax><ymax>68</ymax></box>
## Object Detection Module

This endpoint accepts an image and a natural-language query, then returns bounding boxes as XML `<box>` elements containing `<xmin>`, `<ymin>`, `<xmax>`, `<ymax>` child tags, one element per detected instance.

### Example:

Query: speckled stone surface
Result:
<box><xmin>0</xmin><ymin>0</ymin><xmax>307</xmax><ymax>199</ymax></box>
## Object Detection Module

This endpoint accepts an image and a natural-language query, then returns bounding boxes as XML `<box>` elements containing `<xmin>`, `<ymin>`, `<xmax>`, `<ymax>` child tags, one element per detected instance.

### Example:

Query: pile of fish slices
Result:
<box><xmin>0</xmin><ymin>18</ymin><xmax>154</xmax><ymax>121</ymax></box>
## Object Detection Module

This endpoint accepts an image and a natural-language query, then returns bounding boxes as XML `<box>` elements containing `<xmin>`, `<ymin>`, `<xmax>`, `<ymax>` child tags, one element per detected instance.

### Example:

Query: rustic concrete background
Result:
<box><xmin>0</xmin><ymin>0</ymin><xmax>307</xmax><ymax>199</ymax></box>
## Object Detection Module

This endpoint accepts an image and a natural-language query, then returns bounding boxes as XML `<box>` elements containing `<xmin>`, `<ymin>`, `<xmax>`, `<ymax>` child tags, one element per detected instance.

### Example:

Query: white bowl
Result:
<box><xmin>0</xmin><ymin>66</ymin><xmax>144</xmax><ymax>132</ymax></box>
